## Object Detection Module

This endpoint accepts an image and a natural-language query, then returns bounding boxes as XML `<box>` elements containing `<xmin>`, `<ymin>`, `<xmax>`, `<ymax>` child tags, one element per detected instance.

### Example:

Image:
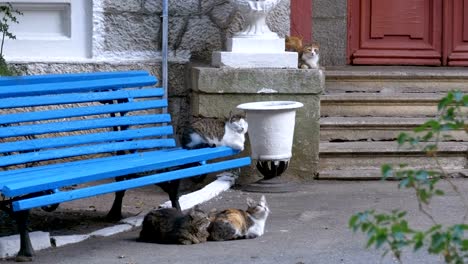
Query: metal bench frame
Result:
<box><xmin>0</xmin><ymin>70</ymin><xmax>251</xmax><ymax>259</ymax></box>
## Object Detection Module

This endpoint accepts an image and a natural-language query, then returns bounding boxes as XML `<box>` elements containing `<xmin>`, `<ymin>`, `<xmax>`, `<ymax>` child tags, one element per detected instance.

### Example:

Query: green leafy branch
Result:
<box><xmin>350</xmin><ymin>91</ymin><xmax>468</xmax><ymax>263</ymax></box>
<box><xmin>0</xmin><ymin>2</ymin><xmax>22</xmax><ymax>76</ymax></box>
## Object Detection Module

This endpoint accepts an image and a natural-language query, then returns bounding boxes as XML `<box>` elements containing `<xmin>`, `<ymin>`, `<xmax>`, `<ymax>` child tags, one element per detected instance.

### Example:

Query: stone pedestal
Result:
<box><xmin>212</xmin><ymin>36</ymin><xmax>298</xmax><ymax>68</ymax></box>
<box><xmin>190</xmin><ymin>66</ymin><xmax>325</xmax><ymax>183</ymax></box>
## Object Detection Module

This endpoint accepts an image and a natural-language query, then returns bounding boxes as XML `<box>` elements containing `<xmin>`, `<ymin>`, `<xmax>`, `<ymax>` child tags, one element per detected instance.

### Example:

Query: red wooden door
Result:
<box><xmin>348</xmin><ymin>0</ymin><xmax>443</xmax><ymax>65</ymax></box>
<box><xmin>445</xmin><ymin>0</ymin><xmax>468</xmax><ymax>66</ymax></box>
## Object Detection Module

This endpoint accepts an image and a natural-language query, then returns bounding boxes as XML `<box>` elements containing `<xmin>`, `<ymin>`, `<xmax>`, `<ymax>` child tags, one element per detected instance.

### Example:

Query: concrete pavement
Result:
<box><xmin>2</xmin><ymin>179</ymin><xmax>466</xmax><ymax>263</ymax></box>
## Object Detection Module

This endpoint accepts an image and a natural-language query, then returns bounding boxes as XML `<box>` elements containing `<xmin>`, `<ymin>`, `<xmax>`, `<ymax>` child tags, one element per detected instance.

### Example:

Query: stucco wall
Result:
<box><xmin>312</xmin><ymin>0</ymin><xmax>347</xmax><ymax>66</ymax></box>
<box><xmin>10</xmin><ymin>0</ymin><xmax>290</xmax><ymax>131</ymax></box>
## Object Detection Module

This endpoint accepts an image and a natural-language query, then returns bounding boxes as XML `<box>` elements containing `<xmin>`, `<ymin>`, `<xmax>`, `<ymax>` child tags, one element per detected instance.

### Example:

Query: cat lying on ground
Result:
<box><xmin>208</xmin><ymin>195</ymin><xmax>270</xmax><ymax>241</ymax></box>
<box><xmin>138</xmin><ymin>206</ymin><xmax>210</xmax><ymax>245</ymax></box>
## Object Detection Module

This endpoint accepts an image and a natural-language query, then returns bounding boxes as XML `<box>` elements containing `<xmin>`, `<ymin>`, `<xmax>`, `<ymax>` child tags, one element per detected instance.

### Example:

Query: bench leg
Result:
<box><xmin>158</xmin><ymin>180</ymin><xmax>181</xmax><ymax>211</ymax></box>
<box><xmin>14</xmin><ymin>210</ymin><xmax>34</xmax><ymax>262</ymax></box>
<box><xmin>107</xmin><ymin>190</ymin><xmax>125</xmax><ymax>221</ymax></box>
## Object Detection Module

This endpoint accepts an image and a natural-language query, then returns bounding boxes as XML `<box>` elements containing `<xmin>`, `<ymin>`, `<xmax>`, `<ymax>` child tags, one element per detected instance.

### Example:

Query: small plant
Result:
<box><xmin>0</xmin><ymin>2</ymin><xmax>22</xmax><ymax>76</ymax></box>
<box><xmin>349</xmin><ymin>91</ymin><xmax>468</xmax><ymax>263</ymax></box>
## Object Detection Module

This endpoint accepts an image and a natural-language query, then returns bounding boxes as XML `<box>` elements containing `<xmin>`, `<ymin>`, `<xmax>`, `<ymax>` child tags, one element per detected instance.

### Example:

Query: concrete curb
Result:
<box><xmin>0</xmin><ymin>173</ymin><xmax>236</xmax><ymax>259</ymax></box>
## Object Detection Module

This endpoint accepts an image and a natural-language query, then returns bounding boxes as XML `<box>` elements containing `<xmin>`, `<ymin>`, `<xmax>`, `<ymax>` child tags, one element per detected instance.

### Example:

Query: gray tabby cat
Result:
<box><xmin>180</xmin><ymin>112</ymin><xmax>248</xmax><ymax>151</ymax></box>
<box><xmin>208</xmin><ymin>195</ymin><xmax>270</xmax><ymax>241</ymax></box>
<box><xmin>138</xmin><ymin>206</ymin><xmax>210</xmax><ymax>245</ymax></box>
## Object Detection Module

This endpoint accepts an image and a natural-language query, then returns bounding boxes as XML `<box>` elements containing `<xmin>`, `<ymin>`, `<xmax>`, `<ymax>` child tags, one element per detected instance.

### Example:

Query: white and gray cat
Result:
<box><xmin>208</xmin><ymin>195</ymin><xmax>270</xmax><ymax>241</ymax></box>
<box><xmin>180</xmin><ymin>112</ymin><xmax>248</xmax><ymax>151</ymax></box>
<box><xmin>300</xmin><ymin>43</ymin><xmax>320</xmax><ymax>69</ymax></box>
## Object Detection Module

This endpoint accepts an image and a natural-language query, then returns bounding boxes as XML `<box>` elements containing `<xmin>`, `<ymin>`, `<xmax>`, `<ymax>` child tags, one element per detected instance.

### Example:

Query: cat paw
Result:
<box><xmin>300</xmin><ymin>64</ymin><xmax>309</xmax><ymax>69</ymax></box>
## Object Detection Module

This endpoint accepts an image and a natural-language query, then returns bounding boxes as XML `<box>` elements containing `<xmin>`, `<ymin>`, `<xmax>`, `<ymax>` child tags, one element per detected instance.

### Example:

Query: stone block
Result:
<box><xmin>266</xmin><ymin>0</ymin><xmax>290</xmax><ymax>38</ymax></box>
<box><xmin>190</xmin><ymin>66</ymin><xmax>324</xmax><ymax>181</ymax></box>
<box><xmin>192</xmin><ymin>67</ymin><xmax>324</xmax><ymax>94</ymax></box>
<box><xmin>192</xmin><ymin>94</ymin><xmax>321</xmax><ymax>180</ymax></box>
<box><xmin>208</xmin><ymin>2</ymin><xmax>236</xmax><ymax>29</ymax></box>
<box><xmin>212</xmin><ymin>51</ymin><xmax>298</xmax><ymax>68</ymax></box>
<box><xmin>0</xmin><ymin>231</ymin><xmax>51</xmax><ymax>259</ymax></box>
<box><xmin>103</xmin><ymin>0</ymin><xmax>143</xmax><ymax>12</ymax></box>
<box><xmin>226</xmin><ymin>38</ymin><xmax>285</xmax><ymax>53</ymax></box>
<box><xmin>312</xmin><ymin>18</ymin><xmax>347</xmax><ymax>66</ymax></box>
<box><xmin>103</xmin><ymin>13</ymin><xmax>160</xmax><ymax>52</ymax></box>
<box><xmin>179</xmin><ymin>16</ymin><xmax>223</xmax><ymax>62</ymax></box>
<box><xmin>144</xmin><ymin>0</ymin><xmax>199</xmax><ymax>14</ymax></box>
<box><xmin>312</xmin><ymin>0</ymin><xmax>347</xmax><ymax>18</ymax></box>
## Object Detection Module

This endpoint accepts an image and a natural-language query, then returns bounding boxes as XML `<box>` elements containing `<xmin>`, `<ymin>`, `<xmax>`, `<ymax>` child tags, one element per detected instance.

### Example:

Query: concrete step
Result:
<box><xmin>321</xmin><ymin>93</ymin><xmax>452</xmax><ymax>117</ymax></box>
<box><xmin>325</xmin><ymin>66</ymin><xmax>468</xmax><ymax>94</ymax></box>
<box><xmin>318</xmin><ymin>168</ymin><xmax>468</xmax><ymax>180</ymax></box>
<box><xmin>320</xmin><ymin>117</ymin><xmax>468</xmax><ymax>142</ymax></box>
<box><xmin>319</xmin><ymin>141</ymin><xmax>467</xmax><ymax>172</ymax></box>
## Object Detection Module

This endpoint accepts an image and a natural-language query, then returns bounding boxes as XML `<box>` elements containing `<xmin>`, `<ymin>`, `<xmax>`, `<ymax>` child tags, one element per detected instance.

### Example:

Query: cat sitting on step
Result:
<box><xmin>285</xmin><ymin>36</ymin><xmax>320</xmax><ymax>69</ymax></box>
<box><xmin>299</xmin><ymin>43</ymin><xmax>320</xmax><ymax>69</ymax></box>
<box><xmin>138</xmin><ymin>206</ymin><xmax>211</xmax><ymax>245</ymax></box>
<box><xmin>180</xmin><ymin>112</ymin><xmax>248</xmax><ymax>151</ymax></box>
<box><xmin>208</xmin><ymin>195</ymin><xmax>270</xmax><ymax>241</ymax></box>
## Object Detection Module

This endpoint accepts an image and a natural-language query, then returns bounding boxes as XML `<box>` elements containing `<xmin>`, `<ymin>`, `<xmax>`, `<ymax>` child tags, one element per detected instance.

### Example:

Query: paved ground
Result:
<box><xmin>1</xmin><ymin>179</ymin><xmax>468</xmax><ymax>264</ymax></box>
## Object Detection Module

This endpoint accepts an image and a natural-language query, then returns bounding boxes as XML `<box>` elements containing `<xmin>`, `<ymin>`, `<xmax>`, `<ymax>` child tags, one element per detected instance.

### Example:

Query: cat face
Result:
<box><xmin>227</xmin><ymin>113</ymin><xmax>248</xmax><ymax>134</ymax></box>
<box><xmin>246</xmin><ymin>195</ymin><xmax>270</xmax><ymax>220</ymax></box>
<box><xmin>302</xmin><ymin>43</ymin><xmax>319</xmax><ymax>58</ymax></box>
<box><xmin>188</xmin><ymin>206</ymin><xmax>211</xmax><ymax>230</ymax></box>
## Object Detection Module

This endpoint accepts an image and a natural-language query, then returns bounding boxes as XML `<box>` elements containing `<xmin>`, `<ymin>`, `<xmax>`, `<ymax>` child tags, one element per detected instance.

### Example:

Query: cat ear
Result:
<box><xmin>247</xmin><ymin>197</ymin><xmax>256</xmax><ymax>207</ymax></box>
<box><xmin>260</xmin><ymin>195</ymin><xmax>267</xmax><ymax>206</ymax></box>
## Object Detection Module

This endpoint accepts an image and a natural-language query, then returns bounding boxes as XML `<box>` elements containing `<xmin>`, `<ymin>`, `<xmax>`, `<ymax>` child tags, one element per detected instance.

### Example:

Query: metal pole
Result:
<box><xmin>162</xmin><ymin>0</ymin><xmax>169</xmax><ymax>104</ymax></box>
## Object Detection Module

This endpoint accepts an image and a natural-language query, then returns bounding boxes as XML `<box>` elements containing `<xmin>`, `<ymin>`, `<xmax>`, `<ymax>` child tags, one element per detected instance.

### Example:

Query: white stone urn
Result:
<box><xmin>231</xmin><ymin>0</ymin><xmax>282</xmax><ymax>39</ymax></box>
<box><xmin>237</xmin><ymin>101</ymin><xmax>303</xmax><ymax>184</ymax></box>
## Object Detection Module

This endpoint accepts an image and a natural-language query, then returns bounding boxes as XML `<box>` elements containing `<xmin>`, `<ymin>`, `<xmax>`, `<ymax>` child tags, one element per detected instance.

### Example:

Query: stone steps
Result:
<box><xmin>321</xmin><ymin>93</ymin><xmax>449</xmax><ymax>117</ymax></box>
<box><xmin>320</xmin><ymin>117</ymin><xmax>467</xmax><ymax>142</ymax></box>
<box><xmin>319</xmin><ymin>141</ymin><xmax>467</xmax><ymax>173</ymax></box>
<box><xmin>318</xmin><ymin>67</ymin><xmax>467</xmax><ymax>180</ymax></box>
<box><xmin>318</xmin><ymin>168</ymin><xmax>468</xmax><ymax>180</ymax></box>
<box><xmin>325</xmin><ymin>66</ymin><xmax>468</xmax><ymax>94</ymax></box>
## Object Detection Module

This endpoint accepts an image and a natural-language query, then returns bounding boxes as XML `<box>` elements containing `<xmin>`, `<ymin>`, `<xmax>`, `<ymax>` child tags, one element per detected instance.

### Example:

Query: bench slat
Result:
<box><xmin>0</xmin><ymin>139</ymin><xmax>176</xmax><ymax>167</ymax></box>
<box><xmin>0</xmin><ymin>100</ymin><xmax>167</xmax><ymax>125</ymax></box>
<box><xmin>0</xmin><ymin>70</ymin><xmax>150</xmax><ymax>86</ymax></box>
<box><xmin>12</xmin><ymin>157</ymin><xmax>251</xmax><ymax>211</ymax></box>
<box><xmin>0</xmin><ymin>114</ymin><xmax>171</xmax><ymax>138</ymax></box>
<box><xmin>2</xmin><ymin>147</ymin><xmax>241</xmax><ymax>197</ymax></box>
<box><xmin>0</xmin><ymin>125</ymin><xmax>173</xmax><ymax>154</ymax></box>
<box><xmin>0</xmin><ymin>89</ymin><xmax>163</xmax><ymax>109</ymax></box>
<box><xmin>0</xmin><ymin>76</ymin><xmax>157</xmax><ymax>98</ymax></box>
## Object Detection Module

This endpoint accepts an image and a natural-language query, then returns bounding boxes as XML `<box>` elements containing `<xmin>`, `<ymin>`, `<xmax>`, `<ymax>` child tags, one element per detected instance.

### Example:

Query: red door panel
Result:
<box><xmin>446</xmin><ymin>0</ymin><xmax>468</xmax><ymax>66</ymax></box>
<box><xmin>348</xmin><ymin>0</ymin><xmax>443</xmax><ymax>65</ymax></box>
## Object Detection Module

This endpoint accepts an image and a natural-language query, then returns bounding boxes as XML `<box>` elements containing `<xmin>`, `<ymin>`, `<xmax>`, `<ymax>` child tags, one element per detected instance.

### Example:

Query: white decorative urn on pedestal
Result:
<box><xmin>211</xmin><ymin>0</ymin><xmax>298</xmax><ymax>68</ymax></box>
<box><xmin>237</xmin><ymin>101</ymin><xmax>303</xmax><ymax>192</ymax></box>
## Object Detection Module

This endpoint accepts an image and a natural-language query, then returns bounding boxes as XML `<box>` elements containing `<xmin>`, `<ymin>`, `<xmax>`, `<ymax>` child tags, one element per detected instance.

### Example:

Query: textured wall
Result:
<box><xmin>10</xmin><ymin>0</ymin><xmax>291</xmax><ymax>132</ymax></box>
<box><xmin>312</xmin><ymin>0</ymin><xmax>347</xmax><ymax>66</ymax></box>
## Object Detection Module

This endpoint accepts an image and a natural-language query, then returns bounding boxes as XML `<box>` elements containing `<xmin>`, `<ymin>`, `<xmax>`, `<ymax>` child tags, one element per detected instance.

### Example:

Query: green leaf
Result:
<box><xmin>382</xmin><ymin>164</ymin><xmax>393</xmax><ymax>179</ymax></box>
<box><xmin>435</xmin><ymin>190</ymin><xmax>445</xmax><ymax>196</ymax></box>
<box><xmin>397</xmin><ymin>133</ymin><xmax>409</xmax><ymax>145</ymax></box>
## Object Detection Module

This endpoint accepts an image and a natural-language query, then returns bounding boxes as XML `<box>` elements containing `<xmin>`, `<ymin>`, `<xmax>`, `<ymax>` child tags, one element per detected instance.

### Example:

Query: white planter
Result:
<box><xmin>237</xmin><ymin>101</ymin><xmax>303</xmax><ymax>161</ymax></box>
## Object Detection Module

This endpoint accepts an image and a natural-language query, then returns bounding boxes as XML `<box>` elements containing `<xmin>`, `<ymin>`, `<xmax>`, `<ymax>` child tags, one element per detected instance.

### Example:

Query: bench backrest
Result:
<box><xmin>0</xmin><ymin>70</ymin><xmax>176</xmax><ymax>169</ymax></box>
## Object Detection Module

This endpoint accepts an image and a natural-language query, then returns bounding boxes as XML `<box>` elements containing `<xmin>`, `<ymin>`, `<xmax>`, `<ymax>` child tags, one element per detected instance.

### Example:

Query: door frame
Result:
<box><xmin>347</xmin><ymin>0</ymin><xmax>466</xmax><ymax>66</ymax></box>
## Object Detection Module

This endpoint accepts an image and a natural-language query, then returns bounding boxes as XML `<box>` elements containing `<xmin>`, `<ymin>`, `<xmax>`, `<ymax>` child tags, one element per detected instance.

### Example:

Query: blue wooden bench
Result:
<box><xmin>0</xmin><ymin>70</ymin><xmax>251</xmax><ymax>260</ymax></box>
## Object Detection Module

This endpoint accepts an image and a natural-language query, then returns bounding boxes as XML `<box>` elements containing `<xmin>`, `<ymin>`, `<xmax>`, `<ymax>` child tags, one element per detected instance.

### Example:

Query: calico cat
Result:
<box><xmin>208</xmin><ymin>195</ymin><xmax>270</xmax><ymax>241</ymax></box>
<box><xmin>138</xmin><ymin>206</ymin><xmax>210</xmax><ymax>245</ymax></box>
<box><xmin>180</xmin><ymin>112</ymin><xmax>248</xmax><ymax>151</ymax></box>
<box><xmin>299</xmin><ymin>43</ymin><xmax>320</xmax><ymax>69</ymax></box>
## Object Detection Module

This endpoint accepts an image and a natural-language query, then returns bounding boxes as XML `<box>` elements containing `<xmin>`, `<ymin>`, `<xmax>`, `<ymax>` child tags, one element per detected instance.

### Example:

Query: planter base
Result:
<box><xmin>242</xmin><ymin>176</ymin><xmax>298</xmax><ymax>193</ymax></box>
